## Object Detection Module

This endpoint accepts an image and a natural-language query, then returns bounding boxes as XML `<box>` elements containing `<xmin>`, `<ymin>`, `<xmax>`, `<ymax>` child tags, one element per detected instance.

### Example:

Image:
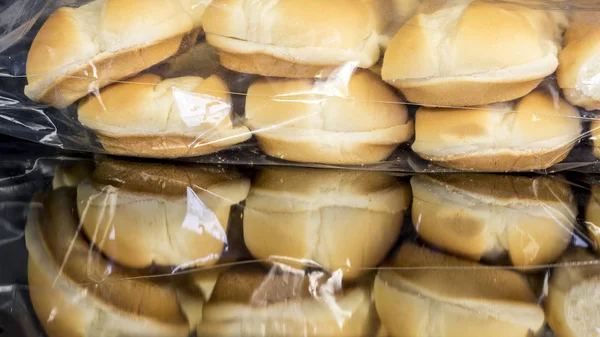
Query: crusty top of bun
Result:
<box><xmin>383</xmin><ymin>0</ymin><xmax>564</xmax><ymax>84</ymax></box>
<box><xmin>26</xmin><ymin>188</ymin><xmax>187</xmax><ymax>325</ymax></box>
<box><xmin>378</xmin><ymin>244</ymin><xmax>542</xmax><ymax>317</ymax></box>
<box><xmin>416</xmin><ymin>174</ymin><xmax>573</xmax><ymax>205</ymax></box>
<box><xmin>248</xmin><ymin>168</ymin><xmax>411</xmax><ymax>213</ymax></box>
<box><xmin>78</xmin><ymin>73</ymin><xmax>249</xmax><ymax>139</ymax></box>
<box><xmin>202</xmin><ymin>0</ymin><xmax>380</xmax><ymax>67</ymax></box>
<box><xmin>25</xmin><ymin>0</ymin><xmax>206</xmax><ymax>103</ymax></box>
<box><xmin>557</xmin><ymin>12</ymin><xmax>600</xmax><ymax>110</ymax></box>
<box><xmin>412</xmin><ymin>91</ymin><xmax>581</xmax><ymax>158</ymax></box>
<box><xmin>91</xmin><ymin>158</ymin><xmax>246</xmax><ymax>196</ymax></box>
<box><xmin>246</xmin><ymin>70</ymin><xmax>409</xmax><ymax>133</ymax></box>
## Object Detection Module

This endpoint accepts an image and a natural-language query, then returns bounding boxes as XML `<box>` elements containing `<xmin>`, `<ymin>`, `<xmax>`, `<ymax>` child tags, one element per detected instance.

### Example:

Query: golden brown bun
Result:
<box><xmin>546</xmin><ymin>248</ymin><xmax>600</xmax><ymax>337</ymax></box>
<box><xmin>412</xmin><ymin>91</ymin><xmax>582</xmax><ymax>171</ymax></box>
<box><xmin>202</xmin><ymin>0</ymin><xmax>380</xmax><ymax>77</ymax></box>
<box><xmin>382</xmin><ymin>0</ymin><xmax>565</xmax><ymax>106</ymax></box>
<box><xmin>245</xmin><ymin>70</ymin><xmax>413</xmax><ymax>164</ymax></box>
<box><xmin>584</xmin><ymin>184</ymin><xmax>600</xmax><ymax>250</ymax></box>
<box><xmin>197</xmin><ymin>265</ymin><xmax>379</xmax><ymax>337</ymax></box>
<box><xmin>244</xmin><ymin>168</ymin><xmax>410</xmax><ymax>280</ymax></box>
<box><xmin>557</xmin><ymin>12</ymin><xmax>600</xmax><ymax>111</ymax></box>
<box><xmin>411</xmin><ymin>174</ymin><xmax>576</xmax><ymax>267</ymax></box>
<box><xmin>78</xmin><ymin>73</ymin><xmax>251</xmax><ymax>158</ymax></box>
<box><xmin>374</xmin><ymin>244</ymin><xmax>546</xmax><ymax>337</ymax></box>
<box><xmin>77</xmin><ymin>159</ymin><xmax>250</xmax><ymax>269</ymax></box>
<box><xmin>25</xmin><ymin>0</ymin><xmax>207</xmax><ymax>108</ymax></box>
<box><xmin>52</xmin><ymin>161</ymin><xmax>95</xmax><ymax>189</ymax></box>
<box><xmin>25</xmin><ymin>188</ymin><xmax>195</xmax><ymax>337</ymax></box>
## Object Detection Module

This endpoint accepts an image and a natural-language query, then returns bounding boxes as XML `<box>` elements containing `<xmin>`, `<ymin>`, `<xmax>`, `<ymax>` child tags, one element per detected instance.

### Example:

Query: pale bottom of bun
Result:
<box><xmin>391</xmin><ymin>78</ymin><xmax>542</xmax><ymax>107</ymax></box>
<box><xmin>247</xmin><ymin>123</ymin><xmax>413</xmax><ymax>164</ymax></box>
<box><xmin>198</xmin><ymin>289</ymin><xmax>378</xmax><ymax>337</ymax></box>
<box><xmin>374</xmin><ymin>278</ymin><xmax>542</xmax><ymax>337</ymax></box>
<box><xmin>25</xmin><ymin>34</ymin><xmax>188</xmax><ymax>109</ymax></box>
<box><xmin>562</xmin><ymin>87</ymin><xmax>600</xmax><ymax>112</ymax></box>
<box><xmin>219</xmin><ymin>51</ymin><xmax>339</xmax><ymax>78</ymax></box>
<box><xmin>95</xmin><ymin>128</ymin><xmax>251</xmax><ymax>158</ymax></box>
<box><xmin>417</xmin><ymin>145</ymin><xmax>572</xmax><ymax>172</ymax></box>
<box><xmin>547</xmin><ymin>277</ymin><xmax>600</xmax><ymax>337</ymax></box>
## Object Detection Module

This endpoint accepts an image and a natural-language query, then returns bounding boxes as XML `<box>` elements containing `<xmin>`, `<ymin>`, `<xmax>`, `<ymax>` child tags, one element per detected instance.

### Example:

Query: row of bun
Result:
<box><xmin>19</xmin><ymin>157</ymin><xmax>600</xmax><ymax>337</ymax></box>
<box><xmin>18</xmin><ymin>0</ymin><xmax>600</xmax><ymax>170</ymax></box>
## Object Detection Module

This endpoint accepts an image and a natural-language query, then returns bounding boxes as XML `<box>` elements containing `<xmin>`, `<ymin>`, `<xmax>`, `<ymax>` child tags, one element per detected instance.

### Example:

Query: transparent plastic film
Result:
<box><xmin>4</xmin><ymin>0</ymin><xmax>600</xmax><ymax>171</ymax></box>
<box><xmin>0</xmin><ymin>153</ymin><xmax>599</xmax><ymax>336</ymax></box>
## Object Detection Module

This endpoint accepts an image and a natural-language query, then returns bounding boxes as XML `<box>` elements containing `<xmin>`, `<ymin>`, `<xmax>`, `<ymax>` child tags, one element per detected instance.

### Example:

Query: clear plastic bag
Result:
<box><xmin>1</xmin><ymin>152</ymin><xmax>599</xmax><ymax>337</ymax></box>
<box><xmin>3</xmin><ymin>0</ymin><xmax>600</xmax><ymax>172</ymax></box>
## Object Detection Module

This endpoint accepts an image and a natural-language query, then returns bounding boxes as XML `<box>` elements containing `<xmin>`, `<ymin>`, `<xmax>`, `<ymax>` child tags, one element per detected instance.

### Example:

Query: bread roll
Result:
<box><xmin>382</xmin><ymin>0</ymin><xmax>565</xmax><ymax>106</ymax></box>
<box><xmin>546</xmin><ymin>248</ymin><xmax>600</xmax><ymax>337</ymax></box>
<box><xmin>584</xmin><ymin>184</ymin><xmax>600</xmax><ymax>250</ymax></box>
<box><xmin>78</xmin><ymin>73</ymin><xmax>251</xmax><ymax>158</ymax></box>
<box><xmin>77</xmin><ymin>159</ymin><xmax>250</xmax><ymax>269</ymax></box>
<box><xmin>196</xmin><ymin>265</ymin><xmax>379</xmax><ymax>337</ymax></box>
<box><xmin>244</xmin><ymin>168</ymin><xmax>410</xmax><ymax>280</ymax></box>
<box><xmin>25</xmin><ymin>188</ymin><xmax>197</xmax><ymax>337</ymax></box>
<box><xmin>25</xmin><ymin>0</ymin><xmax>208</xmax><ymax>108</ymax></box>
<box><xmin>374</xmin><ymin>244</ymin><xmax>546</xmax><ymax>337</ymax></box>
<box><xmin>411</xmin><ymin>174</ymin><xmax>576</xmax><ymax>267</ymax></box>
<box><xmin>412</xmin><ymin>91</ymin><xmax>582</xmax><ymax>171</ymax></box>
<box><xmin>202</xmin><ymin>0</ymin><xmax>380</xmax><ymax>78</ymax></box>
<box><xmin>245</xmin><ymin>70</ymin><xmax>414</xmax><ymax>164</ymax></box>
<box><xmin>557</xmin><ymin>12</ymin><xmax>600</xmax><ymax>110</ymax></box>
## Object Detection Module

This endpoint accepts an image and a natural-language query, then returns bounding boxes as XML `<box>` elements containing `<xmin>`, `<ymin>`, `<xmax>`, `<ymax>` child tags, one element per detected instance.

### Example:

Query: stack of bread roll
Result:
<box><xmin>27</xmin><ymin>158</ymin><xmax>252</xmax><ymax>337</ymax></box>
<box><xmin>25</xmin><ymin>0</ymin><xmax>600</xmax><ymax>170</ymax></box>
<box><xmin>24</xmin><ymin>0</ymin><xmax>251</xmax><ymax>158</ymax></box>
<box><xmin>26</xmin><ymin>156</ymin><xmax>600</xmax><ymax>336</ymax></box>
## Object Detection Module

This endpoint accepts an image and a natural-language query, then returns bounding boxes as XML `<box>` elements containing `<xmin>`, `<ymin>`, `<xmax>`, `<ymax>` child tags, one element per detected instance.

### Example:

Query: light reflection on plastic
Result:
<box><xmin>308</xmin><ymin>269</ymin><xmax>351</xmax><ymax>329</ymax></box>
<box><xmin>172</xmin><ymin>88</ymin><xmax>230</xmax><ymax>128</ymax></box>
<box><xmin>182</xmin><ymin>187</ymin><xmax>227</xmax><ymax>243</ymax></box>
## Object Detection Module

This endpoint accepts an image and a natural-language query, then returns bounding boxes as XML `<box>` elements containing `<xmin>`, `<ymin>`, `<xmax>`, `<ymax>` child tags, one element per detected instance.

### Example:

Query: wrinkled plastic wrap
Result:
<box><xmin>0</xmin><ymin>150</ymin><xmax>599</xmax><ymax>337</ymax></box>
<box><xmin>5</xmin><ymin>0</ymin><xmax>600</xmax><ymax>172</ymax></box>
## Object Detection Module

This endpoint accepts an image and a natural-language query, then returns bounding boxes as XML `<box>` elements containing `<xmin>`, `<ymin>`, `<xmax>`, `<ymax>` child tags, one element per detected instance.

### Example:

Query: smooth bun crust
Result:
<box><xmin>198</xmin><ymin>265</ymin><xmax>379</xmax><ymax>337</ymax></box>
<box><xmin>202</xmin><ymin>0</ymin><xmax>380</xmax><ymax>77</ymax></box>
<box><xmin>78</xmin><ymin>159</ymin><xmax>250</xmax><ymax>269</ymax></box>
<box><xmin>25</xmin><ymin>189</ymin><xmax>190</xmax><ymax>337</ymax></box>
<box><xmin>375</xmin><ymin>244</ymin><xmax>545</xmax><ymax>337</ymax></box>
<box><xmin>78</xmin><ymin>73</ymin><xmax>251</xmax><ymax>158</ymax></box>
<box><xmin>25</xmin><ymin>0</ymin><xmax>206</xmax><ymax>108</ymax></box>
<box><xmin>245</xmin><ymin>70</ymin><xmax>413</xmax><ymax>164</ymax></box>
<box><xmin>557</xmin><ymin>12</ymin><xmax>600</xmax><ymax>111</ymax></box>
<box><xmin>411</xmin><ymin>174</ymin><xmax>576</xmax><ymax>267</ymax></box>
<box><xmin>412</xmin><ymin>91</ymin><xmax>582</xmax><ymax>172</ymax></box>
<box><xmin>243</xmin><ymin>168</ymin><xmax>411</xmax><ymax>279</ymax></box>
<box><xmin>546</xmin><ymin>249</ymin><xmax>600</xmax><ymax>337</ymax></box>
<box><xmin>584</xmin><ymin>185</ymin><xmax>600</xmax><ymax>250</ymax></box>
<box><xmin>382</xmin><ymin>0</ymin><xmax>564</xmax><ymax>106</ymax></box>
